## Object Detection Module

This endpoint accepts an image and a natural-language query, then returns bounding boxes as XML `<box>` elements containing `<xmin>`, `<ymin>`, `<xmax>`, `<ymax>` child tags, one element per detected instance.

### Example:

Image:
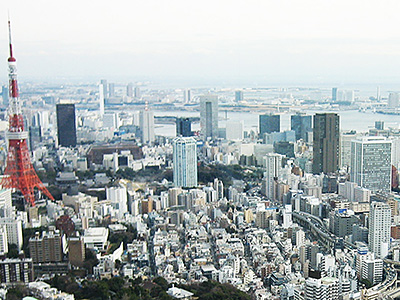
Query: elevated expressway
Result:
<box><xmin>292</xmin><ymin>211</ymin><xmax>356</xmax><ymax>250</ymax></box>
<box><xmin>293</xmin><ymin>211</ymin><xmax>400</xmax><ymax>299</ymax></box>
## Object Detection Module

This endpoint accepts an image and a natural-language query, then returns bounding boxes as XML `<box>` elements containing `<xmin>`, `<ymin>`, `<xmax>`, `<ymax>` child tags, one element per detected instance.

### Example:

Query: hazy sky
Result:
<box><xmin>2</xmin><ymin>0</ymin><xmax>400</xmax><ymax>86</ymax></box>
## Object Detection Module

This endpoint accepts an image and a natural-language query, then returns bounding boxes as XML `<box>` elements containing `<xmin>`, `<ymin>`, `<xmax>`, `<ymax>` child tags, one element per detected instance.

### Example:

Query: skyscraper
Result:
<box><xmin>108</xmin><ymin>83</ymin><xmax>115</xmax><ymax>97</ymax></box>
<box><xmin>235</xmin><ymin>90</ymin><xmax>243</xmax><ymax>102</ymax></box>
<box><xmin>332</xmin><ymin>87</ymin><xmax>338</xmax><ymax>102</ymax></box>
<box><xmin>261</xmin><ymin>153</ymin><xmax>283</xmax><ymax>200</ymax></box>
<box><xmin>139</xmin><ymin>109</ymin><xmax>155</xmax><ymax>144</ymax></box>
<box><xmin>291</xmin><ymin>113</ymin><xmax>312</xmax><ymax>141</ymax></box>
<box><xmin>134</xmin><ymin>86</ymin><xmax>141</xmax><ymax>99</ymax></box>
<box><xmin>259</xmin><ymin>114</ymin><xmax>280</xmax><ymax>138</ymax></box>
<box><xmin>200</xmin><ymin>95</ymin><xmax>218</xmax><ymax>139</ymax></box>
<box><xmin>183</xmin><ymin>89</ymin><xmax>191</xmax><ymax>103</ymax></box>
<box><xmin>350</xmin><ymin>136</ymin><xmax>392</xmax><ymax>193</ymax></box>
<box><xmin>176</xmin><ymin>117</ymin><xmax>192</xmax><ymax>137</ymax></box>
<box><xmin>173</xmin><ymin>137</ymin><xmax>198</xmax><ymax>188</ymax></box>
<box><xmin>375</xmin><ymin>121</ymin><xmax>384</xmax><ymax>130</ymax></box>
<box><xmin>56</xmin><ymin>104</ymin><xmax>77</xmax><ymax>147</ymax></box>
<box><xmin>369</xmin><ymin>202</ymin><xmax>391</xmax><ymax>258</ymax></box>
<box><xmin>98</xmin><ymin>83</ymin><xmax>105</xmax><ymax>116</ymax></box>
<box><xmin>312</xmin><ymin>113</ymin><xmax>339</xmax><ymax>174</ymax></box>
<box><xmin>388</xmin><ymin>92</ymin><xmax>399</xmax><ymax>108</ymax></box>
<box><xmin>127</xmin><ymin>83</ymin><xmax>133</xmax><ymax>97</ymax></box>
<box><xmin>100</xmin><ymin>79</ymin><xmax>108</xmax><ymax>99</ymax></box>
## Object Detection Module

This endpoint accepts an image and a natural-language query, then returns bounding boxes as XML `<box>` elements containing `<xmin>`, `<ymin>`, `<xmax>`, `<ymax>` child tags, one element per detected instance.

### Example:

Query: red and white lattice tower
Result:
<box><xmin>1</xmin><ymin>20</ymin><xmax>54</xmax><ymax>206</ymax></box>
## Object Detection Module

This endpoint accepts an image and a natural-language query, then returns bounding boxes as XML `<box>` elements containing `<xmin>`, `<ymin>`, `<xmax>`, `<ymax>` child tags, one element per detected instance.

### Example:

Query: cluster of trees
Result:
<box><xmin>45</xmin><ymin>275</ymin><xmax>251</xmax><ymax>300</ymax></box>
<box><xmin>48</xmin><ymin>276</ymin><xmax>173</xmax><ymax>300</ymax></box>
<box><xmin>108</xmin><ymin>224</ymin><xmax>138</xmax><ymax>254</ymax></box>
<box><xmin>115</xmin><ymin>167</ymin><xmax>173</xmax><ymax>183</ymax></box>
<box><xmin>182</xmin><ymin>280</ymin><xmax>251</xmax><ymax>300</ymax></box>
<box><xmin>198</xmin><ymin>163</ymin><xmax>263</xmax><ymax>187</ymax></box>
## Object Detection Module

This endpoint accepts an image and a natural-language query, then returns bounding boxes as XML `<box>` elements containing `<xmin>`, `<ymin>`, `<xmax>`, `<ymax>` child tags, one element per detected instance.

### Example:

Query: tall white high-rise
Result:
<box><xmin>282</xmin><ymin>204</ymin><xmax>292</xmax><ymax>229</ymax></box>
<box><xmin>350</xmin><ymin>136</ymin><xmax>392</xmax><ymax>193</ymax></box>
<box><xmin>183</xmin><ymin>89</ymin><xmax>191</xmax><ymax>103</ymax></box>
<box><xmin>140</xmin><ymin>109</ymin><xmax>155</xmax><ymax>144</ymax></box>
<box><xmin>391</xmin><ymin>137</ymin><xmax>400</xmax><ymax>168</ymax></box>
<box><xmin>262</xmin><ymin>153</ymin><xmax>283</xmax><ymax>200</ymax></box>
<box><xmin>200</xmin><ymin>95</ymin><xmax>218</xmax><ymax>139</ymax></box>
<box><xmin>369</xmin><ymin>202</ymin><xmax>391</xmax><ymax>258</ymax></box>
<box><xmin>173</xmin><ymin>137</ymin><xmax>198</xmax><ymax>188</ymax></box>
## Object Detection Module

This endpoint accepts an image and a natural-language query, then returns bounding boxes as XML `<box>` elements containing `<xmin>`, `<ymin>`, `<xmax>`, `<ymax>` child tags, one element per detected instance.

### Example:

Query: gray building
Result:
<box><xmin>200</xmin><ymin>95</ymin><xmax>218</xmax><ymax>139</ymax></box>
<box><xmin>313</xmin><ymin>113</ymin><xmax>339</xmax><ymax>174</ymax></box>
<box><xmin>259</xmin><ymin>114</ymin><xmax>280</xmax><ymax>138</ymax></box>
<box><xmin>329</xmin><ymin>210</ymin><xmax>359</xmax><ymax>238</ymax></box>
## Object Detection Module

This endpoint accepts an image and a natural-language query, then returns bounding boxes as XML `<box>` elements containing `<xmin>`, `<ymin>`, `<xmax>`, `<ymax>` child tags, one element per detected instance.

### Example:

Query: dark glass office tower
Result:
<box><xmin>313</xmin><ymin>113</ymin><xmax>339</xmax><ymax>174</ymax></box>
<box><xmin>176</xmin><ymin>117</ymin><xmax>192</xmax><ymax>137</ymax></box>
<box><xmin>56</xmin><ymin>104</ymin><xmax>77</xmax><ymax>147</ymax></box>
<box><xmin>259</xmin><ymin>114</ymin><xmax>280</xmax><ymax>138</ymax></box>
<box><xmin>291</xmin><ymin>113</ymin><xmax>312</xmax><ymax>141</ymax></box>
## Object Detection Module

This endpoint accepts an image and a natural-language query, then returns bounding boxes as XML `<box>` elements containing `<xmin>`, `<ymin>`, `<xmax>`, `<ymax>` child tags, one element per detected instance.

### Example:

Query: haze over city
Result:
<box><xmin>2</xmin><ymin>0</ymin><xmax>400</xmax><ymax>86</ymax></box>
<box><xmin>1</xmin><ymin>1</ymin><xmax>400</xmax><ymax>300</ymax></box>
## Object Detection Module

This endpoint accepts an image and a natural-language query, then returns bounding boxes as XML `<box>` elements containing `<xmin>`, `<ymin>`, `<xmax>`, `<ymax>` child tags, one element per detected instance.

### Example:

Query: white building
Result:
<box><xmin>102</xmin><ymin>113</ymin><xmax>118</xmax><ymax>130</ymax></box>
<box><xmin>0</xmin><ymin>218</ymin><xmax>23</xmax><ymax>250</ymax></box>
<box><xmin>305</xmin><ymin>277</ymin><xmax>339</xmax><ymax>300</ymax></box>
<box><xmin>350</xmin><ymin>136</ymin><xmax>392</xmax><ymax>193</ymax></box>
<box><xmin>0</xmin><ymin>226</ymin><xmax>8</xmax><ymax>255</ymax></box>
<box><xmin>173</xmin><ymin>137</ymin><xmax>198</xmax><ymax>188</ymax></box>
<box><xmin>167</xmin><ymin>286</ymin><xmax>193</xmax><ymax>300</ymax></box>
<box><xmin>282</xmin><ymin>204</ymin><xmax>293</xmax><ymax>229</ymax></box>
<box><xmin>362</xmin><ymin>255</ymin><xmax>383</xmax><ymax>285</ymax></box>
<box><xmin>296</xmin><ymin>230</ymin><xmax>305</xmax><ymax>247</ymax></box>
<box><xmin>369</xmin><ymin>202</ymin><xmax>391</xmax><ymax>258</ymax></box>
<box><xmin>106</xmin><ymin>186</ymin><xmax>128</xmax><ymax>219</ymax></box>
<box><xmin>0</xmin><ymin>189</ymin><xmax>12</xmax><ymax>217</ymax></box>
<box><xmin>226</xmin><ymin>121</ymin><xmax>244</xmax><ymax>140</ymax></box>
<box><xmin>338</xmin><ymin>181</ymin><xmax>370</xmax><ymax>202</ymax></box>
<box><xmin>83</xmin><ymin>227</ymin><xmax>109</xmax><ymax>251</ymax></box>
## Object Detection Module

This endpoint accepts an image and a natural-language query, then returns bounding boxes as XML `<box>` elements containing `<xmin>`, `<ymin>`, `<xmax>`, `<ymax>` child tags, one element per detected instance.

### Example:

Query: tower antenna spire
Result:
<box><xmin>8</xmin><ymin>14</ymin><xmax>14</xmax><ymax>59</ymax></box>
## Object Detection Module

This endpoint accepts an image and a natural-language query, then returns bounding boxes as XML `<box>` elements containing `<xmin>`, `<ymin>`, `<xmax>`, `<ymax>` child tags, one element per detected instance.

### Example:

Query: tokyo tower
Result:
<box><xmin>1</xmin><ymin>20</ymin><xmax>54</xmax><ymax>206</ymax></box>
